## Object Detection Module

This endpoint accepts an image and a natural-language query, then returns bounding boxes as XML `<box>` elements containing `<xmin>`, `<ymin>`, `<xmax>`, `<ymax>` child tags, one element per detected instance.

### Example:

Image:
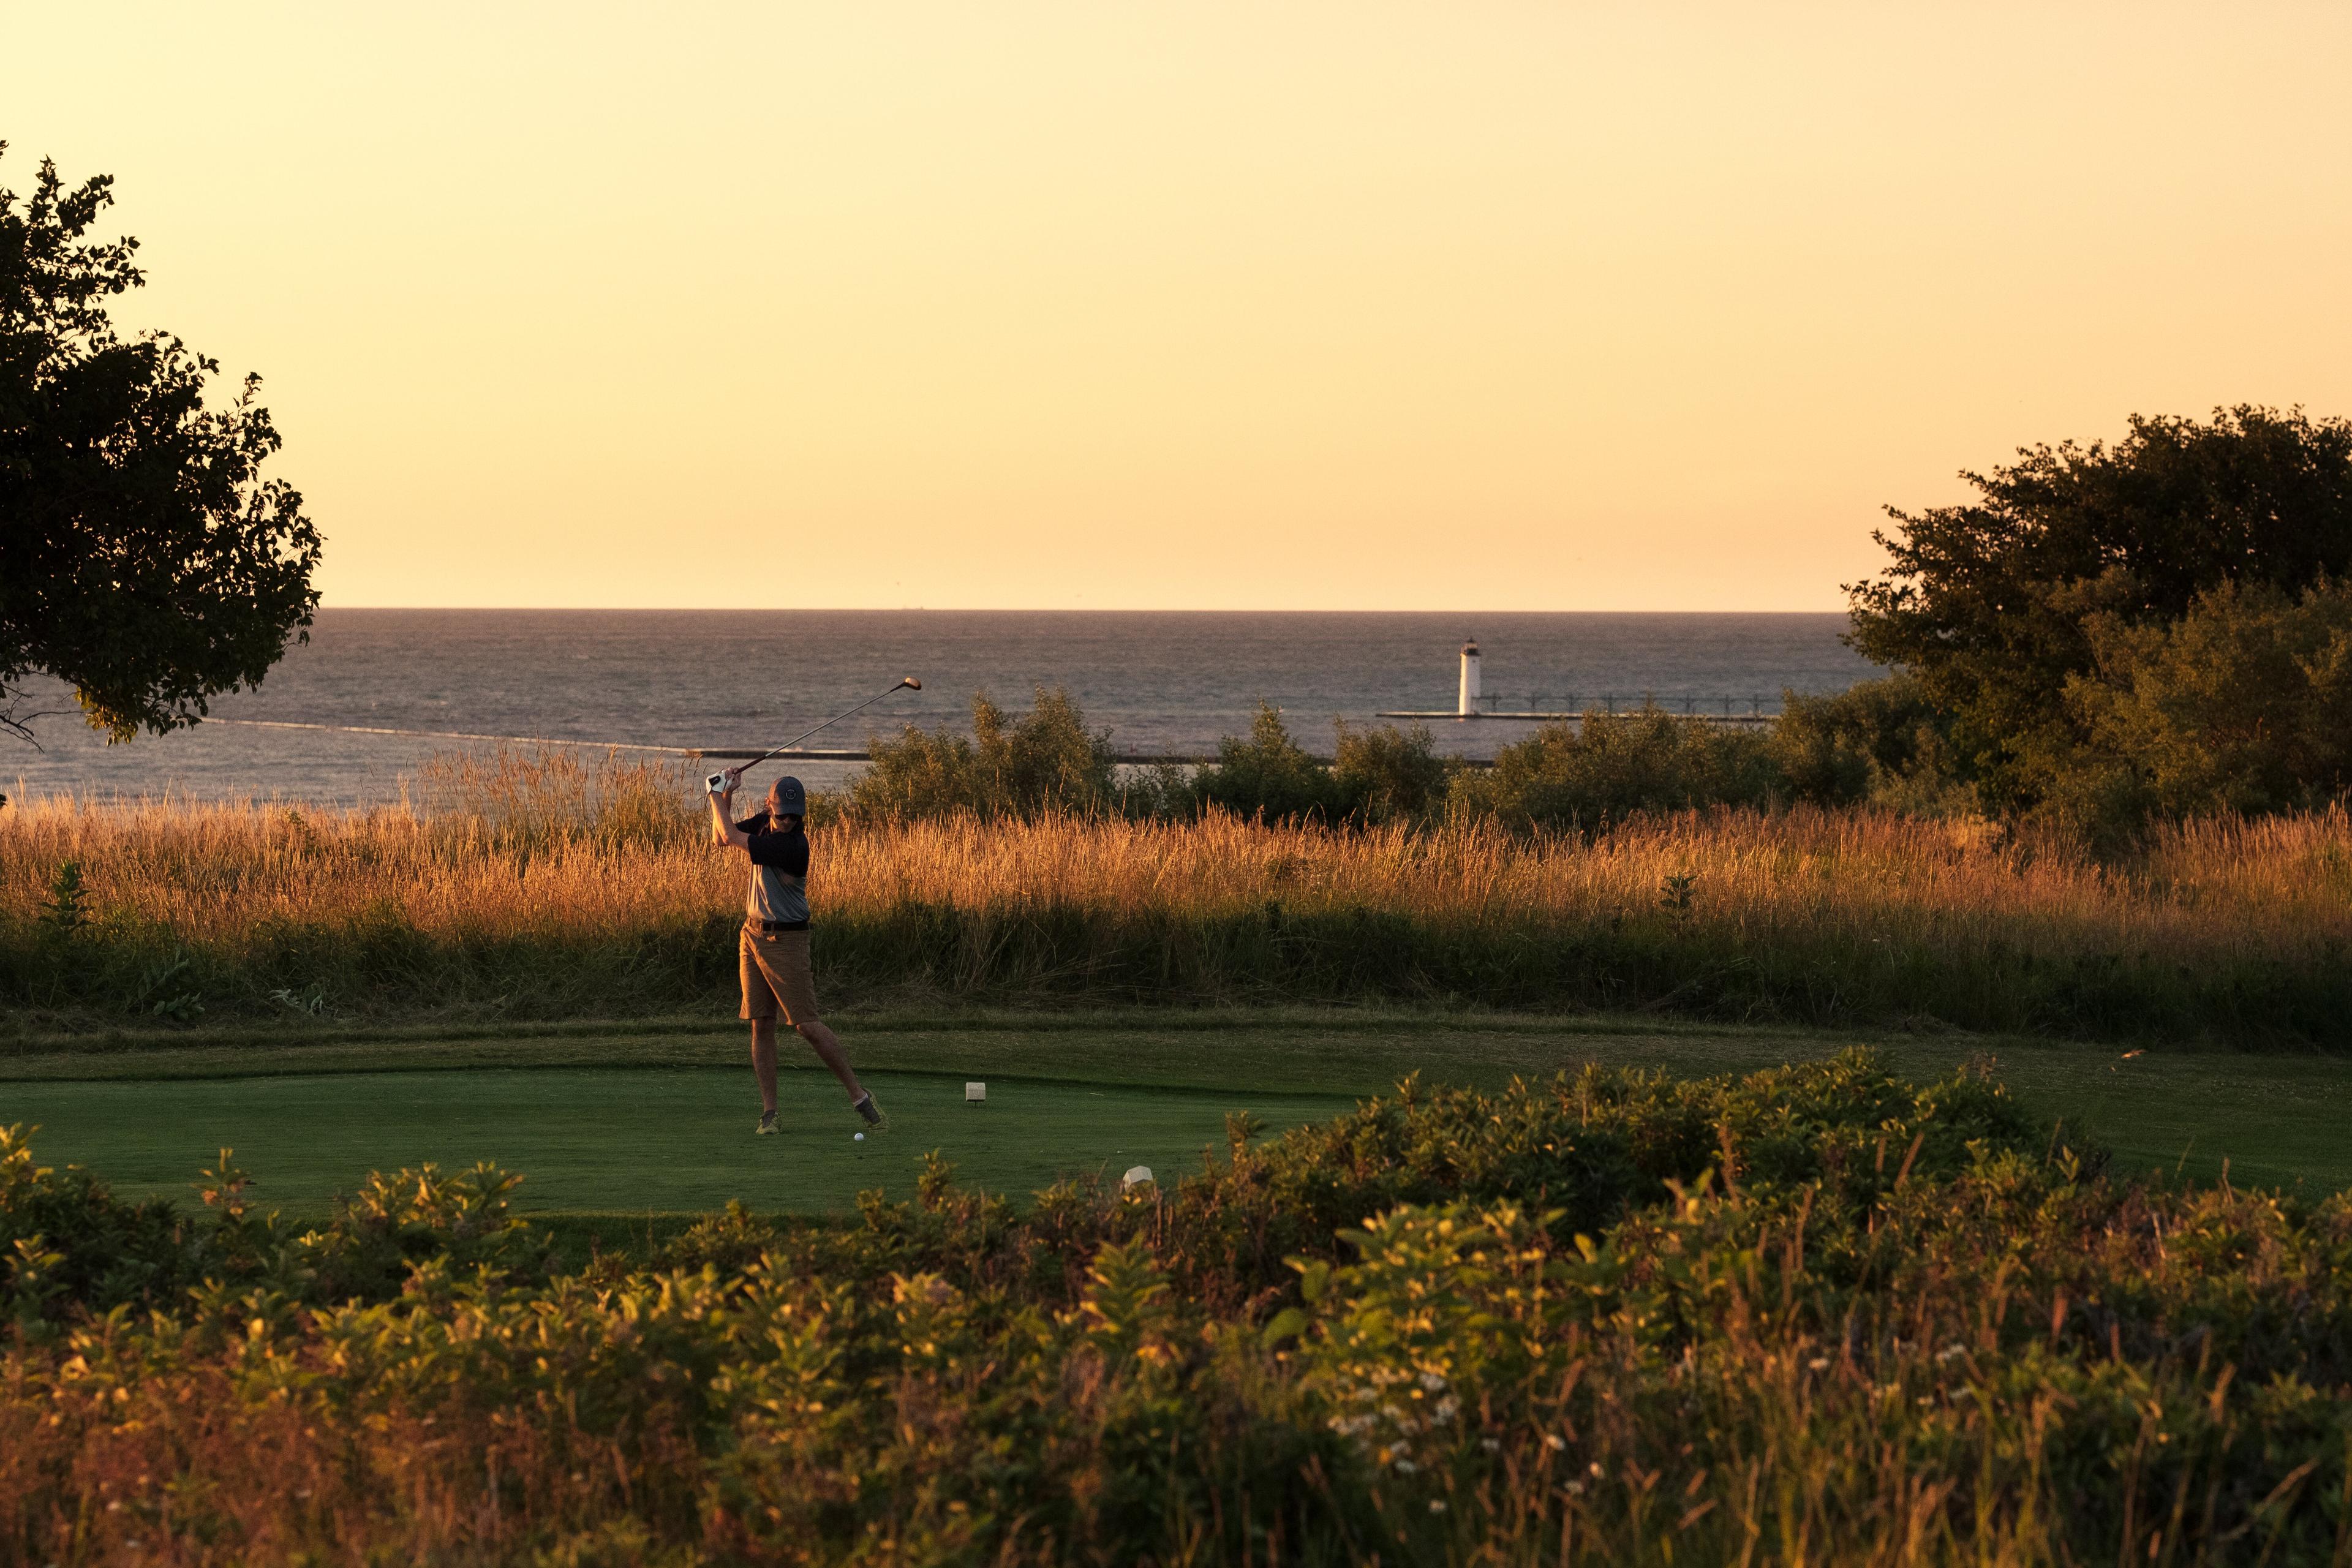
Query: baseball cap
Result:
<box><xmin>769</xmin><ymin>776</ymin><xmax>807</xmax><ymax>816</ymax></box>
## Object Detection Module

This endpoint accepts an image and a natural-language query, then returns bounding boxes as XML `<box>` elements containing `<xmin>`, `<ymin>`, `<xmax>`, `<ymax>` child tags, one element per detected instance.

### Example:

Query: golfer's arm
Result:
<box><xmin>707</xmin><ymin>792</ymin><xmax>752</xmax><ymax>850</ymax></box>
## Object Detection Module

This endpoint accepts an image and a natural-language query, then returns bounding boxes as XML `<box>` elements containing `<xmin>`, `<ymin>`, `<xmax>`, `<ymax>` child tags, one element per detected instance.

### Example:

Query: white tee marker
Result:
<box><xmin>965</xmin><ymin>1082</ymin><xmax>987</xmax><ymax>1102</ymax></box>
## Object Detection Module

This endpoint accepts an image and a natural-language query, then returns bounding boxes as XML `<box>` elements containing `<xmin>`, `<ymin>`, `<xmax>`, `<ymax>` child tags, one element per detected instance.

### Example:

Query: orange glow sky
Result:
<box><xmin>9</xmin><ymin>2</ymin><xmax>2350</xmax><ymax>610</ymax></box>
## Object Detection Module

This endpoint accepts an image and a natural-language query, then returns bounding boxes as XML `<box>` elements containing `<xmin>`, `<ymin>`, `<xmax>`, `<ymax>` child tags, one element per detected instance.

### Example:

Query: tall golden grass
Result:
<box><xmin>6</xmin><ymin>749</ymin><xmax>2351</xmax><ymax>1037</ymax></box>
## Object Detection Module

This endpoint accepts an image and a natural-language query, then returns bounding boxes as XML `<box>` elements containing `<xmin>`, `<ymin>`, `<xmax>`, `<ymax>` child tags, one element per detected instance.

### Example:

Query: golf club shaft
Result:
<box><xmin>744</xmin><ymin>680</ymin><xmax>916</xmax><ymax>768</ymax></box>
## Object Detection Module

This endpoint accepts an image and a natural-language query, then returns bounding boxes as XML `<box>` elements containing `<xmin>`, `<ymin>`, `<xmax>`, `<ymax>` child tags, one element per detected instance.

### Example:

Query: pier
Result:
<box><xmin>1377</xmin><ymin>638</ymin><xmax>1781</xmax><ymax>724</ymax></box>
<box><xmin>1374</xmin><ymin>705</ymin><xmax>1775</xmax><ymax>725</ymax></box>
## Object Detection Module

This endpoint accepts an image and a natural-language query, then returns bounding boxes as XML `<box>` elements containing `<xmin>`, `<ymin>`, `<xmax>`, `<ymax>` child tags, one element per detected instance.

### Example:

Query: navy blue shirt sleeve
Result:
<box><xmin>745</xmin><ymin>829</ymin><xmax>810</xmax><ymax>876</ymax></box>
<box><xmin>734</xmin><ymin>813</ymin><xmax>768</xmax><ymax>835</ymax></box>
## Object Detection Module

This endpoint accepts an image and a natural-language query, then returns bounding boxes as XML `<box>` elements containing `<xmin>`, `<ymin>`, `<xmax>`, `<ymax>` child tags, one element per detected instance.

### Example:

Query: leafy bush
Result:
<box><xmin>846</xmin><ymin>687</ymin><xmax>1120</xmax><ymax>821</ymax></box>
<box><xmin>6</xmin><ymin>1055</ymin><xmax>2348</xmax><ymax>1564</ymax></box>
<box><xmin>1194</xmin><ymin>706</ymin><xmax>1811</xmax><ymax>831</ymax></box>
<box><xmin>2</xmin><ymin>1123</ymin><xmax>185</xmax><ymax>1330</ymax></box>
<box><xmin>1444</xmin><ymin>708</ymin><xmax>1793</xmax><ymax>831</ymax></box>
<box><xmin>1330</xmin><ymin>718</ymin><xmax>1449</xmax><ymax>822</ymax></box>
<box><xmin>1</xmin><ymin>1124</ymin><xmax>552</xmax><ymax>1337</ymax></box>
<box><xmin>1160</xmin><ymin>708</ymin><xmax>1450</xmax><ymax>826</ymax></box>
<box><xmin>1771</xmin><ymin>672</ymin><xmax>1975</xmax><ymax>812</ymax></box>
<box><xmin>1189</xmin><ymin>701</ymin><xmax>1346</xmax><ymax>823</ymax></box>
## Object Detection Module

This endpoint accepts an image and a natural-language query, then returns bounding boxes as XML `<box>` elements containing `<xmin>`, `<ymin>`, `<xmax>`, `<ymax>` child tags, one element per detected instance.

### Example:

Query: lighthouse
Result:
<box><xmin>1457</xmin><ymin>639</ymin><xmax>1482</xmax><ymax>717</ymax></box>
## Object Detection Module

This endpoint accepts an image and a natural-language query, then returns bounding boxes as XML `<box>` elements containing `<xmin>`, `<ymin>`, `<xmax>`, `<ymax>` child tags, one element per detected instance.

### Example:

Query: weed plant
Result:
<box><xmin>6</xmin><ymin>756</ymin><xmax>2352</xmax><ymax>1039</ymax></box>
<box><xmin>4</xmin><ymin>1052</ymin><xmax>2346</xmax><ymax>1564</ymax></box>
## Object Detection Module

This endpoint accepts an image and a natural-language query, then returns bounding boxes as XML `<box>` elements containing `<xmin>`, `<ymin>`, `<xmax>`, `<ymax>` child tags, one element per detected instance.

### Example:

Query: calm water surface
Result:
<box><xmin>7</xmin><ymin>610</ymin><xmax>1875</xmax><ymax>806</ymax></box>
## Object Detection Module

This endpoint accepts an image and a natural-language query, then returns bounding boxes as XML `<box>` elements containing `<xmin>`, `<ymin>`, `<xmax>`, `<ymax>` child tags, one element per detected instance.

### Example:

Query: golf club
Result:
<box><xmin>704</xmin><ymin>677</ymin><xmax>923</xmax><ymax>794</ymax></box>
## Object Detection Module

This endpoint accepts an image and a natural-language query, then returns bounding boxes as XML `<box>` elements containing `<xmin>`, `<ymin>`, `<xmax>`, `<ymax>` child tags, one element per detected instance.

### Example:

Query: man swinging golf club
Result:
<box><xmin>706</xmin><ymin>767</ymin><xmax>885</xmax><ymax>1136</ymax></box>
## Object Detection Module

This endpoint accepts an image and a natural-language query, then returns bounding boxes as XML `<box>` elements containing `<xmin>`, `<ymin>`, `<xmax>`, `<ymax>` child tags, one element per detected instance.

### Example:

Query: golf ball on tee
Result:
<box><xmin>854</xmin><ymin>1132</ymin><xmax>865</xmax><ymax>1142</ymax></box>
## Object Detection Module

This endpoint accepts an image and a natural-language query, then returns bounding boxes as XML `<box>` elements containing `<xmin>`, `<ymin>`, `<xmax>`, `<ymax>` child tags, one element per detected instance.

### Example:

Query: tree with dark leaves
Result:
<box><xmin>1</xmin><ymin>145</ymin><xmax>321</xmax><ymax>745</ymax></box>
<box><xmin>1845</xmin><ymin>405</ymin><xmax>2352</xmax><ymax>810</ymax></box>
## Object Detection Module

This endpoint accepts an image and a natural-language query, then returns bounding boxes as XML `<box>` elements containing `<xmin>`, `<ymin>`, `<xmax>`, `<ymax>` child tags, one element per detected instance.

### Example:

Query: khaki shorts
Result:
<box><xmin>739</xmin><ymin>925</ymin><xmax>820</xmax><ymax>1025</ymax></box>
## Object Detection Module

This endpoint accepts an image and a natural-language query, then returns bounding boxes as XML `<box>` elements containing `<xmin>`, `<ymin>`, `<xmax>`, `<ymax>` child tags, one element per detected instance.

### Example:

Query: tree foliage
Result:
<box><xmin>1846</xmin><ymin>406</ymin><xmax>2352</xmax><ymax>809</ymax></box>
<box><xmin>0</xmin><ymin>146</ymin><xmax>321</xmax><ymax>743</ymax></box>
<box><xmin>2057</xmin><ymin>576</ymin><xmax>2352</xmax><ymax>820</ymax></box>
<box><xmin>1772</xmin><ymin>674</ymin><xmax>1975</xmax><ymax>816</ymax></box>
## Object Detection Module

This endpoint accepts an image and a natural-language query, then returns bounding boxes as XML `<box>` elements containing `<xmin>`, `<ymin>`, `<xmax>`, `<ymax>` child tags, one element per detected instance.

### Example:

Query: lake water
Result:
<box><xmin>6</xmin><ymin>609</ymin><xmax>1877</xmax><ymax>806</ymax></box>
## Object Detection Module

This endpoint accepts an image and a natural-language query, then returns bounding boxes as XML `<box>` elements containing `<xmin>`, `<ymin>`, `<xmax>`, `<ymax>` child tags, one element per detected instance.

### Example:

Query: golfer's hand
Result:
<box><xmin>720</xmin><ymin>766</ymin><xmax>745</xmax><ymax>793</ymax></box>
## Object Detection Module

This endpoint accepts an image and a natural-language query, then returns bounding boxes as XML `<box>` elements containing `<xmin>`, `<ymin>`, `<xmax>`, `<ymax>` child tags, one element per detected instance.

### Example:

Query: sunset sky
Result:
<box><xmin>9</xmin><ymin>2</ymin><xmax>2351</xmax><ymax>611</ymax></box>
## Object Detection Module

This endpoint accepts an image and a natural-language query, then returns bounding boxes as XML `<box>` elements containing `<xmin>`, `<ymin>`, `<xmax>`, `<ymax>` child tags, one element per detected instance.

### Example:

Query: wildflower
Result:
<box><xmin>1419</xmin><ymin>1371</ymin><xmax>1448</xmax><ymax>1392</ymax></box>
<box><xmin>1564</xmin><ymin>1480</ymin><xmax>1586</xmax><ymax>1498</ymax></box>
<box><xmin>1936</xmin><ymin>1343</ymin><xmax>1966</xmax><ymax>1364</ymax></box>
<box><xmin>1480</xmin><ymin>1438</ymin><xmax>1501</xmax><ymax>1453</ymax></box>
<box><xmin>1429</xmin><ymin>1500</ymin><xmax>1447</xmax><ymax>1514</ymax></box>
<box><xmin>1589</xmin><ymin>1461</ymin><xmax>1604</xmax><ymax>1478</ymax></box>
<box><xmin>1544</xmin><ymin>1434</ymin><xmax>1566</xmax><ymax>1451</ymax></box>
<box><xmin>1396</xmin><ymin>1459</ymin><xmax>1421</xmax><ymax>1475</ymax></box>
<box><xmin>1807</xmin><ymin>1356</ymin><xmax>1830</xmax><ymax>1371</ymax></box>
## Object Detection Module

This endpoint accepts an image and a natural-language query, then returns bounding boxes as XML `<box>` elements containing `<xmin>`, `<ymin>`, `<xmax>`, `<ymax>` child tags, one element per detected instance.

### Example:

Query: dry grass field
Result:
<box><xmin>6</xmin><ymin>752</ymin><xmax>2351</xmax><ymax>1038</ymax></box>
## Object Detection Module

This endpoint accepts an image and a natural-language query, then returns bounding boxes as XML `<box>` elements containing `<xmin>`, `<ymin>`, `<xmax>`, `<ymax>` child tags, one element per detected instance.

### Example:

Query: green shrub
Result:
<box><xmin>1330</xmin><ymin>718</ymin><xmax>1449</xmax><ymax>822</ymax></box>
<box><xmin>1</xmin><ymin>1123</ymin><xmax>552</xmax><ymax>1334</ymax></box>
<box><xmin>6</xmin><ymin>1056</ymin><xmax>2348</xmax><ymax>1564</ymax></box>
<box><xmin>1180</xmin><ymin>711</ymin><xmax>1450</xmax><ymax>826</ymax></box>
<box><xmin>2</xmin><ymin>1123</ymin><xmax>186</xmax><ymax>1332</ymax></box>
<box><xmin>848</xmin><ymin>687</ymin><xmax>1119</xmax><ymax>820</ymax></box>
<box><xmin>1445</xmin><ymin>708</ymin><xmax>1791</xmax><ymax>830</ymax></box>
<box><xmin>1189</xmin><ymin>701</ymin><xmax>1345</xmax><ymax>823</ymax></box>
<box><xmin>1770</xmin><ymin>672</ymin><xmax>1972</xmax><ymax>810</ymax></box>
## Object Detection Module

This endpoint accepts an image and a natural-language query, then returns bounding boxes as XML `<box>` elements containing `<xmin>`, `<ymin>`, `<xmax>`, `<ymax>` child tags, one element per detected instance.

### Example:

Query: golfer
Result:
<box><xmin>707</xmin><ymin>769</ymin><xmax>884</xmax><ymax>1136</ymax></box>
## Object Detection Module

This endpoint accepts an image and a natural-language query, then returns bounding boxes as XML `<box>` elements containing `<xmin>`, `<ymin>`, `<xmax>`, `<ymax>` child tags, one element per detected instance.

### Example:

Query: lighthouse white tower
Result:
<box><xmin>1457</xmin><ymin>639</ymin><xmax>1482</xmax><ymax>717</ymax></box>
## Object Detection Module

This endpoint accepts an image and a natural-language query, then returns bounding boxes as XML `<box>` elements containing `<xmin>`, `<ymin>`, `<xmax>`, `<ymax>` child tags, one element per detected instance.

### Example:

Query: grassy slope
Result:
<box><xmin>4</xmin><ymin>1013</ymin><xmax>2346</xmax><ymax>1221</ymax></box>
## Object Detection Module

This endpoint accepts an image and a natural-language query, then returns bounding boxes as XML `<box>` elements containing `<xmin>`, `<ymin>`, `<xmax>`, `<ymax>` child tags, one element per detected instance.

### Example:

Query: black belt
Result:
<box><xmin>746</xmin><ymin>918</ymin><xmax>810</xmax><ymax>933</ymax></box>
